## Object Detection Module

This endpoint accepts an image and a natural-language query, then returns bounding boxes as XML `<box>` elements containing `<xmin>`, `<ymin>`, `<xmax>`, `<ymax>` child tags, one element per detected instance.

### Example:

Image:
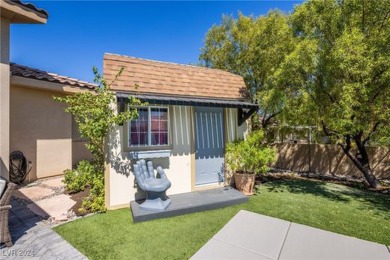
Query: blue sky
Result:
<box><xmin>11</xmin><ymin>1</ymin><xmax>301</xmax><ymax>82</ymax></box>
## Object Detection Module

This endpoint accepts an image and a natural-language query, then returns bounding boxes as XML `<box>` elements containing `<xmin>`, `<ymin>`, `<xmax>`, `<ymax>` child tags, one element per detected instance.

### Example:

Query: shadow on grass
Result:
<box><xmin>265</xmin><ymin>179</ymin><xmax>390</xmax><ymax>214</ymax></box>
<box><xmin>266</xmin><ymin>179</ymin><xmax>350</xmax><ymax>202</ymax></box>
<box><xmin>352</xmin><ymin>192</ymin><xmax>390</xmax><ymax>220</ymax></box>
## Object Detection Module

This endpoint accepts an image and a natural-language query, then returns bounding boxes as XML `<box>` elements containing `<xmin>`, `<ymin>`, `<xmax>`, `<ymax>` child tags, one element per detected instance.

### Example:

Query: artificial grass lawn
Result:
<box><xmin>54</xmin><ymin>179</ymin><xmax>390</xmax><ymax>259</ymax></box>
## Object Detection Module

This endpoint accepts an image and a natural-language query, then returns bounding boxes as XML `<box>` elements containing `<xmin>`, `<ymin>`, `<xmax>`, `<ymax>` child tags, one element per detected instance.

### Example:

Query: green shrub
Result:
<box><xmin>63</xmin><ymin>160</ymin><xmax>97</xmax><ymax>193</ymax></box>
<box><xmin>80</xmin><ymin>173</ymin><xmax>106</xmax><ymax>213</ymax></box>
<box><xmin>63</xmin><ymin>160</ymin><xmax>106</xmax><ymax>213</ymax></box>
<box><xmin>226</xmin><ymin>130</ymin><xmax>276</xmax><ymax>174</ymax></box>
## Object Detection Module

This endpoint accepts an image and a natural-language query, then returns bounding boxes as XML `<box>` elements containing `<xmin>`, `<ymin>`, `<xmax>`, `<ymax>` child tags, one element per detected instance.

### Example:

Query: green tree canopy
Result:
<box><xmin>200</xmin><ymin>10</ymin><xmax>296</xmax><ymax>128</ymax></box>
<box><xmin>279</xmin><ymin>0</ymin><xmax>390</xmax><ymax>188</ymax></box>
<box><xmin>200</xmin><ymin>0</ymin><xmax>390</xmax><ymax>188</ymax></box>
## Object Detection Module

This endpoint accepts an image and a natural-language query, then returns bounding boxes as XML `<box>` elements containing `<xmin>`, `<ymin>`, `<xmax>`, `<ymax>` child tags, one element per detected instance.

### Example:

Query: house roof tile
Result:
<box><xmin>5</xmin><ymin>0</ymin><xmax>48</xmax><ymax>18</ymax></box>
<box><xmin>103</xmin><ymin>53</ymin><xmax>249</xmax><ymax>100</ymax></box>
<box><xmin>11</xmin><ymin>63</ymin><xmax>97</xmax><ymax>89</ymax></box>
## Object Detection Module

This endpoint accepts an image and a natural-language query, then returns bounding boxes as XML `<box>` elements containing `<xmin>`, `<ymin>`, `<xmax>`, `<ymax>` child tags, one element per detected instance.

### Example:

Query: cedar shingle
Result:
<box><xmin>104</xmin><ymin>53</ymin><xmax>249</xmax><ymax>100</ymax></box>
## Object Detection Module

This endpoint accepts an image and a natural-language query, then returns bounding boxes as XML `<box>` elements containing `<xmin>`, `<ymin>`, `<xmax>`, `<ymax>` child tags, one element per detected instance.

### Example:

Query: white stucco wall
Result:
<box><xmin>0</xmin><ymin>17</ymin><xmax>10</xmax><ymax>180</ymax></box>
<box><xmin>106</xmin><ymin>105</ymin><xmax>248</xmax><ymax>209</ymax></box>
<box><xmin>107</xmin><ymin>105</ymin><xmax>192</xmax><ymax>208</ymax></box>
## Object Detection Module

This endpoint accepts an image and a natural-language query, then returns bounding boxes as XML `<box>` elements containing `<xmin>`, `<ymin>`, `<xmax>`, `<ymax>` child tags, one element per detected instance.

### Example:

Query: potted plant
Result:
<box><xmin>225</xmin><ymin>130</ymin><xmax>276</xmax><ymax>195</ymax></box>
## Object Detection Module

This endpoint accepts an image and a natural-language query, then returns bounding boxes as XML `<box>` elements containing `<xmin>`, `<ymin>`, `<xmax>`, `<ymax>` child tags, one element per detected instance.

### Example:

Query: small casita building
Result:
<box><xmin>104</xmin><ymin>53</ymin><xmax>258</xmax><ymax>209</ymax></box>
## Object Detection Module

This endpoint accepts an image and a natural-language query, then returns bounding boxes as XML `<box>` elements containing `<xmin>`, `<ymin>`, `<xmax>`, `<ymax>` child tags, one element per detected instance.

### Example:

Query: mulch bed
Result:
<box><xmin>68</xmin><ymin>187</ymin><xmax>91</xmax><ymax>217</ymax></box>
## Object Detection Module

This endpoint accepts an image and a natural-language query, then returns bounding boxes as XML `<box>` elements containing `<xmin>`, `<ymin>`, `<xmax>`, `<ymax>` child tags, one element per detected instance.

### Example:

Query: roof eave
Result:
<box><xmin>1</xmin><ymin>0</ymin><xmax>48</xmax><ymax>24</ymax></box>
<box><xmin>11</xmin><ymin>75</ymin><xmax>94</xmax><ymax>94</ymax></box>
<box><xmin>116</xmin><ymin>92</ymin><xmax>258</xmax><ymax>126</ymax></box>
<box><xmin>10</xmin><ymin>63</ymin><xmax>97</xmax><ymax>90</ymax></box>
<box><xmin>116</xmin><ymin>92</ymin><xmax>258</xmax><ymax>109</ymax></box>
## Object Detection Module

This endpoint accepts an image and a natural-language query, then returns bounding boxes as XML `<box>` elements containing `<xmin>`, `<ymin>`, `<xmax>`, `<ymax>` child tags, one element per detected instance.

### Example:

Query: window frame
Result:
<box><xmin>124</xmin><ymin>105</ymin><xmax>172</xmax><ymax>151</ymax></box>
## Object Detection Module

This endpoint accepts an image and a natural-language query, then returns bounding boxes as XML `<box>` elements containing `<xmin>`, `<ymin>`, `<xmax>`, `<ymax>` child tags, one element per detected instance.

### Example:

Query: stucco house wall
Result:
<box><xmin>0</xmin><ymin>16</ymin><xmax>11</xmax><ymax>180</ymax></box>
<box><xmin>8</xmin><ymin>64</ymin><xmax>95</xmax><ymax>182</ymax></box>
<box><xmin>10</xmin><ymin>85</ymin><xmax>72</xmax><ymax>180</ymax></box>
<box><xmin>71</xmin><ymin>118</ymin><xmax>94</xmax><ymax>166</ymax></box>
<box><xmin>107</xmin><ymin>105</ymin><xmax>191</xmax><ymax>208</ymax></box>
<box><xmin>0</xmin><ymin>0</ymin><xmax>48</xmax><ymax>180</ymax></box>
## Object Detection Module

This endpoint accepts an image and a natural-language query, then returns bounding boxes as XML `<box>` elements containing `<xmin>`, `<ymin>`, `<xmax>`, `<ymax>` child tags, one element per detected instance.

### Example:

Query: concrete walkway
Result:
<box><xmin>1</xmin><ymin>176</ymin><xmax>87</xmax><ymax>259</ymax></box>
<box><xmin>0</xmin><ymin>198</ymin><xmax>86</xmax><ymax>259</ymax></box>
<box><xmin>192</xmin><ymin>210</ymin><xmax>390</xmax><ymax>260</ymax></box>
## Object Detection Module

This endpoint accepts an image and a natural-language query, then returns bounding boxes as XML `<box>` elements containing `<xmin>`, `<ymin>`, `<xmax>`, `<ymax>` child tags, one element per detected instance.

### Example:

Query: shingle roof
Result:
<box><xmin>11</xmin><ymin>63</ymin><xmax>97</xmax><ymax>89</ymax></box>
<box><xmin>104</xmin><ymin>53</ymin><xmax>249</xmax><ymax>100</ymax></box>
<box><xmin>5</xmin><ymin>0</ymin><xmax>48</xmax><ymax>18</ymax></box>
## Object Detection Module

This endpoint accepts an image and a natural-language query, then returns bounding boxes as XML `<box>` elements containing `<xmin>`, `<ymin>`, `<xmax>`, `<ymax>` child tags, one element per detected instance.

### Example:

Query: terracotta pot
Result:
<box><xmin>234</xmin><ymin>172</ymin><xmax>256</xmax><ymax>195</ymax></box>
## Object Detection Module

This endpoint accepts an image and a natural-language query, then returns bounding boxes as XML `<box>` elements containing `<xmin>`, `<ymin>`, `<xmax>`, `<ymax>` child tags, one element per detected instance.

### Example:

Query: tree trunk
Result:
<box><xmin>339</xmin><ymin>138</ymin><xmax>381</xmax><ymax>189</ymax></box>
<box><xmin>261</xmin><ymin>110</ymin><xmax>281</xmax><ymax>129</ymax></box>
<box><xmin>354</xmin><ymin>136</ymin><xmax>381</xmax><ymax>189</ymax></box>
<box><xmin>359</xmin><ymin>167</ymin><xmax>380</xmax><ymax>189</ymax></box>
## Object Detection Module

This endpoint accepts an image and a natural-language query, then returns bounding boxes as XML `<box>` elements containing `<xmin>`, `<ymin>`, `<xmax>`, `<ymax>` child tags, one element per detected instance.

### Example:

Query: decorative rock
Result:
<box><xmin>55</xmin><ymin>214</ymin><xmax>69</xmax><ymax>222</ymax></box>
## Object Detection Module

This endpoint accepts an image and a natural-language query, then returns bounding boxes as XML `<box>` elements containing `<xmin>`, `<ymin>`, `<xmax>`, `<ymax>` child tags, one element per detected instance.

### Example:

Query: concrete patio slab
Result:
<box><xmin>212</xmin><ymin>210</ymin><xmax>290</xmax><ymax>259</ymax></box>
<box><xmin>192</xmin><ymin>210</ymin><xmax>390</xmax><ymax>260</ymax></box>
<box><xmin>41</xmin><ymin>177</ymin><xmax>65</xmax><ymax>188</ymax></box>
<box><xmin>27</xmin><ymin>194</ymin><xmax>76</xmax><ymax>219</ymax></box>
<box><xmin>280</xmin><ymin>222</ymin><xmax>390</xmax><ymax>260</ymax></box>
<box><xmin>13</xmin><ymin>186</ymin><xmax>55</xmax><ymax>201</ymax></box>
<box><xmin>191</xmin><ymin>238</ymin><xmax>272</xmax><ymax>260</ymax></box>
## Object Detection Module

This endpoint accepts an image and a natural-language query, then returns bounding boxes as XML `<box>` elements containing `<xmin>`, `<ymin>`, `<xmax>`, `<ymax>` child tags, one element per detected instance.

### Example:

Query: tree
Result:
<box><xmin>54</xmin><ymin>67</ymin><xmax>141</xmax><ymax>212</ymax></box>
<box><xmin>279</xmin><ymin>0</ymin><xmax>390</xmax><ymax>188</ymax></box>
<box><xmin>200</xmin><ymin>11</ymin><xmax>296</xmax><ymax>128</ymax></box>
